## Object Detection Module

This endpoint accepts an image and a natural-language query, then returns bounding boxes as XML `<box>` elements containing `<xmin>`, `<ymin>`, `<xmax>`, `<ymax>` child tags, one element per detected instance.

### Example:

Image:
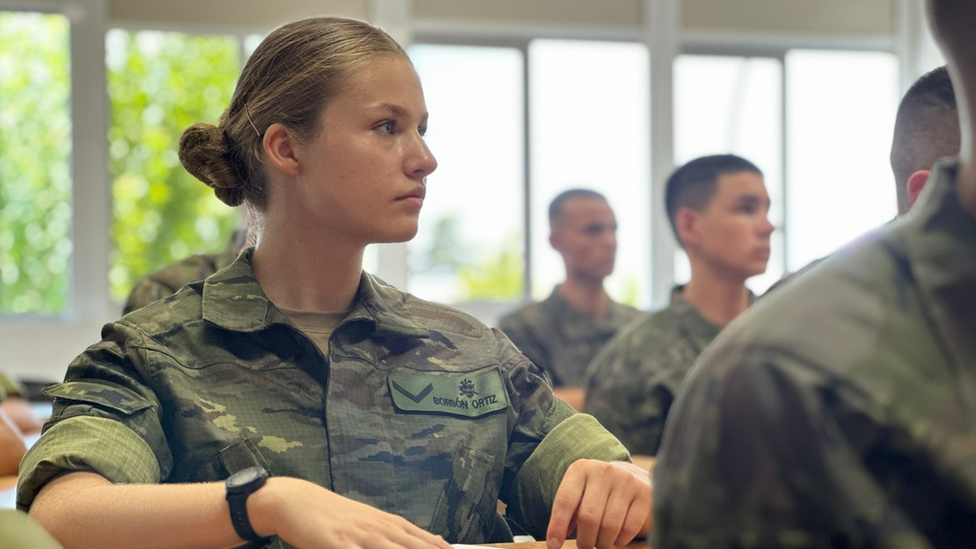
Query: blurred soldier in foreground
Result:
<box><xmin>654</xmin><ymin>1</ymin><xmax>976</xmax><ymax>546</ymax></box>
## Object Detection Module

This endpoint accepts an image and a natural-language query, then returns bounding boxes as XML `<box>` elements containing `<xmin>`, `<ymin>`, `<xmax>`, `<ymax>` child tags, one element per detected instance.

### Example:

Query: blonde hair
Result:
<box><xmin>179</xmin><ymin>17</ymin><xmax>407</xmax><ymax>208</ymax></box>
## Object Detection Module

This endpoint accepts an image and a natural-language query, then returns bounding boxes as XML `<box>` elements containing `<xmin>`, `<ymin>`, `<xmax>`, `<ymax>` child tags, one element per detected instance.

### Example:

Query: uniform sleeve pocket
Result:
<box><xmin>429</xmin><ymin>442</ymin><xmax>498</xmax><ymax>543</ymax></box>
<box><xmin>220</xmin><ymin>436</ymin><xmax>273</xmax><ymax>476</ymax></box>
<box><xmin>44</xmin><ymin>381</ymin><xmax>152</xmax><ymax>419</ymax></box>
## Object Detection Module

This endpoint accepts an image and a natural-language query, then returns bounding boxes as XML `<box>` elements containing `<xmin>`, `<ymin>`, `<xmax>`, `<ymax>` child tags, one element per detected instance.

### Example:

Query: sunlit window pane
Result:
<box><xmin>529</xmin><ymin>40</ymin><xmax>651</xmax><ymax>307</ymax></box>
<box><xmin>407</xmin><ymin>44</ymin><xmax>525</xmax><ymax>303</ymax></box>
<box><xmin>107</xmin><ymin>30</ymin><xmax>242</xmax><ymax>302</ymax></box>
<box><xmin>785</xmin><ymin>50</ymin><xmax>899</xmax><ymax>271</ymax></box>
<box><xmin>0</xmin><ymin>12</ymin><xmax>72</xmax><ymax>315</ymax></box>
<box><xmin>673</xmin><ymin>55</ymin><xmax>784</xmax><ymax>293</ymax></box>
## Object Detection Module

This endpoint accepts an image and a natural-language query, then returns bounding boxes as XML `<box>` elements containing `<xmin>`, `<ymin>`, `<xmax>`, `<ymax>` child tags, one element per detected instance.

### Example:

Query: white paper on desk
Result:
<box><xmin>452</xmin><ymin>545</ymin><xmax>492</xmax><ymax>549</ymax></box>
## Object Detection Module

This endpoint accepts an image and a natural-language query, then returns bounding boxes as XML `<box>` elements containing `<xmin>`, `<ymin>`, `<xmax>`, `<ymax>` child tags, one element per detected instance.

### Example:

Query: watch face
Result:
<box><xmin>228</xmin><ymin>466</ymin><xmax>265</xmax><ymax>489</ymax></box>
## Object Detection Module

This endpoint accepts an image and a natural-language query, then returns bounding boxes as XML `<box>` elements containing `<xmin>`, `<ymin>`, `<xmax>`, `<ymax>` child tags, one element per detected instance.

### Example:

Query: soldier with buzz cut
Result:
<box><xmin>498</xmin><ymin>189</ymin><xmax>642</xmax><ymax>411</ymax></box>
<box><xmin>653</xmin><ymin>1</ymin><xmax>976</xmax><ymax>547</ymax></box>
<box><xmin>20</xmin><ymin>17</ymin><xmax>651</xmax><ymax>549</ymax></box>
<box><xmin>584</xmin><ymin>154</ymin><xmax>773</xmax><ymax>456</ymax></box>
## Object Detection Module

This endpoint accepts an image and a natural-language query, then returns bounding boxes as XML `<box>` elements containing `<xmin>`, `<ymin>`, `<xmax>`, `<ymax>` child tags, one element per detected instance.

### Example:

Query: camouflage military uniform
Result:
<box><xmin>654</xmin><ymin>160</ymin><xmax>976</xmax><ymax>548</ymax></box>
<box><xmin>497</xmin><ymin>289</ymin><xmax>642</xmax><ymax>387</ymax></box>
<box><xmin>584</xmin><ymin>287</ymin><xmax>725</xmax><ymax>455</ymax></box>
<box><xmin>122</xmin><ymin>228</ymin><xmax>246</xmax><ymax>315</ymax></box>
<box><xmin>18</xmin><ymin>250</ymin><xmax>629</xmax><ymax>547</ymax></box>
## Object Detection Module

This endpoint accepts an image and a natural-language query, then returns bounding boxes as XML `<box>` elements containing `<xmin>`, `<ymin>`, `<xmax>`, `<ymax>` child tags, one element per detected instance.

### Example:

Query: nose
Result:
<box><xmin>758</xmin><ymin>213</ymin><xmax>775</xmax><ymax>237</ymax></box>
<box><xmin>601</xmin><ymin>228</ymin><xmax>617</xmax><ymax>252</ymax></box>
<box><xmin>405</xmin><ymin>133</ymin><xmax>437</xmax><ymax>179</ymax></box>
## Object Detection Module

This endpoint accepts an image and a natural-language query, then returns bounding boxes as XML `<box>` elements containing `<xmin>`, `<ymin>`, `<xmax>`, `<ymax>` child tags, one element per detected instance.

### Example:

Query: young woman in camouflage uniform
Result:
<box><xmin>19</xmin><ymin>17</ymin><xmax>651</xmax><ymax>549</ymax></box>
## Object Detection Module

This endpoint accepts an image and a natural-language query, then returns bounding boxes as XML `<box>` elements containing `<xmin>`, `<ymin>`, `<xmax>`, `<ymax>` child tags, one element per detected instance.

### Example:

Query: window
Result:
<box><xmin>408</xmin><ymin>39</ymin><xmax>652</xmax><ymax>308</ymax></box>
<box><xmin>529</xmin><ymin>39</ymin><xmax>651</xmax><ymax>307</ymax></box>
<box><xmin>785</xmin><ymin>50</ymin><xmax>899</xmax><ymax>270</ymax></box>
<box><xmin>0</xmin><ymin>11</ymin><xmax>72</xmax><ymax>315</ymax></box>
<box><xmin>106</xmin><ymin>29</ymin><xmax>243</xmax><ymax>302</ymax></box>
<box><xmin>408</xmin><ymin>44</ymin><xmax>525</xmax><ymax>303</ymax></box>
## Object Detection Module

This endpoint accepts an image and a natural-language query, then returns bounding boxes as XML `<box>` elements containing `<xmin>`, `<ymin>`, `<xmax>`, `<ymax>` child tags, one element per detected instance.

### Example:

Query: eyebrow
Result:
<box><xmin>735</xmin><ymin>194</ymin><xmax>771</xmax><ymax>207</ymax></box>
<box><xmin>370</xmin><ymin>103</ymin><xmax>429</xmax><ymax>123</ymax></box>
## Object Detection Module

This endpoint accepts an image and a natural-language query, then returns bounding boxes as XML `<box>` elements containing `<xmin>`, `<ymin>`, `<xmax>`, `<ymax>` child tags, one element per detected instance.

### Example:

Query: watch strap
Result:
<box><xmin>227</xmin><ymin>490</ymin><xmax>265</xmax><ymax>543</ymax></box>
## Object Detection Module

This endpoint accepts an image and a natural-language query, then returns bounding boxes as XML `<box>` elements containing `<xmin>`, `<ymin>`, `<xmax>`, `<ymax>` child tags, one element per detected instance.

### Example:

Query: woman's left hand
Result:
<box><xmin>546</xmin><ymin>459</ymin><xmax>652</xmax><ymax>549</ymax></box>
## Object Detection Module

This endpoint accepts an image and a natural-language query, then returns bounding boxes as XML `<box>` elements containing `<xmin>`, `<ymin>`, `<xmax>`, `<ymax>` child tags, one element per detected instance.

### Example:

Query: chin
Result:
<box><xmin>374</xmin><ymin>225</ymin><xmax>420</xmax><ymax>244</ymax></box>
<box><xmin>745</xmin><ymin>264</ymin><xmax>769</xmax><ymax>278</ymax></box>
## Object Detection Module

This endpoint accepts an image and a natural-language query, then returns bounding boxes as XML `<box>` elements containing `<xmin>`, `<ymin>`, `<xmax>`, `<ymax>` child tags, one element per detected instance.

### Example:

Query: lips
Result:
<box><xmin>396</xmin><ymin>187</ymin><xmax>426</xmax><ymax>201</ymax></box>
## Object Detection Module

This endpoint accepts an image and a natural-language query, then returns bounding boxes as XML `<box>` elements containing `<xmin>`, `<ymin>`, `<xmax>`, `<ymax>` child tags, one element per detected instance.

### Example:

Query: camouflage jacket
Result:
<box><xmin>122</xmin><ymin>229</ymin><xmax>245</xmax><ymax>315</ymax></box>
<box><xmin>654</xmin><ymin>160</ymin><xmax>976</xmax><ymax>548</ymax></box>
<box><xmin>18</xmin><ymin>250</ymin><xmax>629</xmax><ymax>546</ymax></box>
<box><xmin>497</xmin><ymin>289</ymin><xmax>642</xmax><ymax>387</ymax></box>
<box><xmin>583</xmin><ymin>287</ymin><xmax>722</xmax><ymax>455</ymax></box>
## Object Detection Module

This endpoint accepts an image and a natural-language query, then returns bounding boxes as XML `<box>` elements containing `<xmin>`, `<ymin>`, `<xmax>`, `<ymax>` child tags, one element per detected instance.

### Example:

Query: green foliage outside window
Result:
<box><xmin>458</xmin><ymin>234</ymin><xmax>523</xmax><ymax>301</ymax></box>
<box><xmin>413</xmin><ymin>214</ymin><xmax>524</xmax><ymax>302</ymax></box>
<box><xmin>107</xmin><ymin>30</ymin><xmax>241</xmax><ymax>302</ymax></box>
<box><xmin>0</xmin><ymin>12</ymin><xmax>71</xmax><ymax>315</ymax></box>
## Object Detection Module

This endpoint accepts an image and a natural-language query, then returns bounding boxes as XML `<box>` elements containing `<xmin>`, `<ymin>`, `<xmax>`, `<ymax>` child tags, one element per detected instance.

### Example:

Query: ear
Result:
<box><xmin>262</xmin><ymin>123</ymin><xmax>301</xmax><ymax>177</ymax></box>
<box><xmin>675</xmin><ymin>207</ymin><xmax>699</xmax><ymax>248</ymax></box>
<box><xmin>907</xmin><ymin>170</ymin><xmax>930</xmax><ymax>208</ymax></box>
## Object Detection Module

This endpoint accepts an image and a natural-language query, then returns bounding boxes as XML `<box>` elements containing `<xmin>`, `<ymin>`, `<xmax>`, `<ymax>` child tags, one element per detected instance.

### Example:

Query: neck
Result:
<box><xmin>682</xmin><ymin>258</ymin><xmax>751</xmax><ymax>327</ymax></box>
<box><xmin>557</xmin><ymin>274</ymin><xmax>610</xmax><ymax>320</ymax></box>
<box><xmin>251</xmin><ymin>213</ymin><xmax>363</xmax><ymax>312</ymax></box>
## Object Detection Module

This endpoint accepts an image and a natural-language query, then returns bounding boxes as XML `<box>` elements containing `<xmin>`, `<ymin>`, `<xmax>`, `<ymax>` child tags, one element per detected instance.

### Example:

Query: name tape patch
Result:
<box><xmin>389</xmin><ymin>368</ymin><xmax>509</xmax><ymax>418</ymax></box>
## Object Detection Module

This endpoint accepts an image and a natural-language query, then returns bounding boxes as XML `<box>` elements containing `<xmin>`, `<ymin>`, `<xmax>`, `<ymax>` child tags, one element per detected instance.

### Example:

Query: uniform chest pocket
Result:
<box><xmin>429</xmin><ymin>442</ymin><xmax>499</xmax><ymax>544</ymax></box>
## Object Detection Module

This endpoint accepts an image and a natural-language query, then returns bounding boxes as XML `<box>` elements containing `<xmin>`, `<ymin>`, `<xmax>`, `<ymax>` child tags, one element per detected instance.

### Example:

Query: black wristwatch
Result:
<box><xmin>225</xmin><ymin>466</ymin><xmax>271</xmax><ymax>544</ymax></box>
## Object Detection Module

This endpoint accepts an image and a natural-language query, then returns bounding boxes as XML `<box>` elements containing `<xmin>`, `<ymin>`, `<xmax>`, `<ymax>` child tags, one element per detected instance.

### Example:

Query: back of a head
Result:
<box><xmin>665</xmin><ymin>154</ymin><xmax>762</xmax><ymax>244</ymax></box>
<box><xmin>890</xmin><ymin>65</ymin><xmax>960</xmax><ymax>214</ymax></box>
<box><xmin>549</xmin><ymin>188</ymin><xmax>608</xmax><ymax>230</ymax></box>
<box><xmin>178</xmin><ymin>17</ymin><xmax>407</xmax><ymax>210</ymax></box>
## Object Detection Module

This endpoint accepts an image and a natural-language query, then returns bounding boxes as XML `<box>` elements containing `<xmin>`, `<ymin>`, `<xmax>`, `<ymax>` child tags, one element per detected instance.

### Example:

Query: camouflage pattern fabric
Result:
<box><xmin>18</xmin><ymin>249</ymin><xmax>629</xmax><ymax>547</ymax></box>
<box><xmin>497</xmin><ymin>289</ymin><xmax>642</xmax><ymax>387</ymax></box>
<box><xmin>122</xmin><ymin>228</ymin><xmax>245</xmax><ymax>315</ymax></box>
<box><xmin>0</xmin><ymin>372</ymin><xmax>20</xmax><ymax>402</ymax></box>
<box><xmin>654</xmin><ymin>160</ymin><xmax>976</xmax><ymax>548</ymax></box>
<box><xmin>583</xmin><ymin>287</ymin><xmax>722</xmax><ymax>455</ymax></box>
<box><xmin>764</xmin><ymin>220</ymin><xmax>895</xmax><ymax>298</ymax></box>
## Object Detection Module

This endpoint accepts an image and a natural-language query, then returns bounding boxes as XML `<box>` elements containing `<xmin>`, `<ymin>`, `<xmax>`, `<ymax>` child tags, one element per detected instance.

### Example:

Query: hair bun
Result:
<box><xmin>178</xmin><ymin>122</ymin><xmax>246</xmax><ymax>206</ymax></box>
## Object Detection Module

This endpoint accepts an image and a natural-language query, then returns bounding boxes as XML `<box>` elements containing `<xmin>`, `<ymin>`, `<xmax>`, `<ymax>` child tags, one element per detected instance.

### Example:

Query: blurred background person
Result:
<box><xmin>585</xmin><ymin>154</ymin><xmax>772</xmax><ymax>455</ymax></box>
<box><xmin>498</xmin><ymin>189</ymin><xmax>641</xmax><ymax>411</ymax></box>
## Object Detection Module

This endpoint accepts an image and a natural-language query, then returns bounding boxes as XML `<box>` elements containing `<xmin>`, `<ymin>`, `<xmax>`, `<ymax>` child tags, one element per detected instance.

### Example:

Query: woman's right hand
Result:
<box><xmin>252</xmin><ymin>477</ymin><xmax>454</xmax><ymax>549</ymax></box>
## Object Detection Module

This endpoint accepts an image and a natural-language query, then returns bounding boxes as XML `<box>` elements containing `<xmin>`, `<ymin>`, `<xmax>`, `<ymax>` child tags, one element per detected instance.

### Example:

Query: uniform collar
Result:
<box><xmin>901</xmin><ymin>159</ymin><xmax>976</xmax><ymax>366</ymax></box>
<box><xmin>667</xmin><ymin>285</ymin><xmax>725</xmax><ymax>353</ymax></box>
<box><xmin>202</xmin><ymin>248</ymin><xmax>429</xmax><ymax>338</ymax></box>
<box><xmin>544</xmin><ymin>287</ymin><xmax>634</xmax><ymax>339</ymax></box>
